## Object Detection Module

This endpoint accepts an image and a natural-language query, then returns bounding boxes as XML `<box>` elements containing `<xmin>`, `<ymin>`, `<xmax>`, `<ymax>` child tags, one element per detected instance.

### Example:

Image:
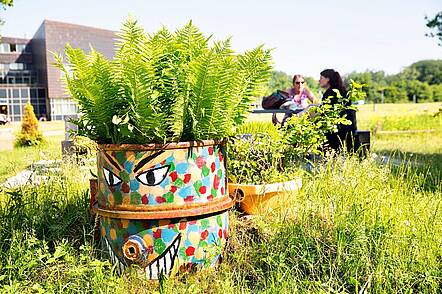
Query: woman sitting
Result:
<box><xmin>319</xmin><ymin>69</ymin><xmax>357</xmax><ymax>152</ymax></box>
<box><xmin>273</xmin><ymin>74</ymin><xmax>317</xmax><ymax>125</ymax></box>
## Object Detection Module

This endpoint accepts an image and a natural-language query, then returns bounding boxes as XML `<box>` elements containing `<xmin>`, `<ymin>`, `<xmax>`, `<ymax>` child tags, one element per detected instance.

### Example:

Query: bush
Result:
<box><xmin>14</xmin><ymin>103</ymin><xmax>44</xmax><ymax>147</ymax></box>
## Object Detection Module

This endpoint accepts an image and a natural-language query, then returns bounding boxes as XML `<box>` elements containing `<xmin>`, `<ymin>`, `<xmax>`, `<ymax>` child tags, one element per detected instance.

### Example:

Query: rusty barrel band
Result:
<box><xmin>93</xmin><ymin>196</ymin><xmax>234</xmax><ymax>219</ymax></box>
<box><xmin>98</xmin><ymin>139</ymin><xmax>226</xmax><ymax>151</ymax></box>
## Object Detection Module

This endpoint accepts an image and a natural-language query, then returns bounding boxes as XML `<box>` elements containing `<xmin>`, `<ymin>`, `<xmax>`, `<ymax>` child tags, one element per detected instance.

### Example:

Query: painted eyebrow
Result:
<box><xmin>134</xmin><ymin>150</ymin><xmax>165</xmax><ymax>173</ymax></box>
<box><xmin>104</xmin><ymin>152</ymin><xmax>123</xmax><ymax>171</ymax></box>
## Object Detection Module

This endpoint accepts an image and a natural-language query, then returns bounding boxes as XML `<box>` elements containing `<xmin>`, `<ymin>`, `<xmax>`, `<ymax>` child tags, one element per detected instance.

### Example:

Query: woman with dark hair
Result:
<box><xmin>319</xmin><ymin>69</ymin><xmax>357</xmax><ymax>151</ymax></box>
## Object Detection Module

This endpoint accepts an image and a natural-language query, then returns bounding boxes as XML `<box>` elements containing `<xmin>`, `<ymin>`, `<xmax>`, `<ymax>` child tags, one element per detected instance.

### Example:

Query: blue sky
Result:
<box><xmin>1</xmin><ymin>0</ymin><xmax>441</xmax><ymax>78</ymax></box>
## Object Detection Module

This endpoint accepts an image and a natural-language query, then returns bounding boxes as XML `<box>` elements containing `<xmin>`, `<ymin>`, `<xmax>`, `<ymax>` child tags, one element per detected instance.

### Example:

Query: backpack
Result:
<box><xmin>261</xmin><ymin>90</ymin><xmax>290</xmax><ymax>109</ymax></box>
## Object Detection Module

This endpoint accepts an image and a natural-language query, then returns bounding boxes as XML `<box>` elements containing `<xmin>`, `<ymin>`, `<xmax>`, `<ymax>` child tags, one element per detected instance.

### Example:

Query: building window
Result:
<box><xmin>0</xmin><ymin>43</ymin><xmax>10</xmax><ymax>53</ymax></box>
<box><xmin>50</xmin><ymin>97</ymin><xmax>78</xmax><ymax>120</ymax></box>
<box><xmin>0</xmin><ymin>89</ymin><xmax>6</xmax><ymax>99</ymax></box>
<box><xmin>9</xmin><ymin>63</ymin><xmax>25</xmax><ymax>70</ymax></box>
<box><xmin>16</xmin><ymin>44</ymin><xmax>26</xmax><ymax>52</ymax></box>
<box><xmin>12</xmin><ymin>89</ymin><xmax>20</xmax><ymax>98</ymax></box>
<box><xmin>38</xmin><ymin>89</ymin><xmax>46</xmax><ymax>98</ymax></box>
<box><xmin>9</xmin><ymin>44</ymin><xmax>16</xmax><ymax>52</ymax></box>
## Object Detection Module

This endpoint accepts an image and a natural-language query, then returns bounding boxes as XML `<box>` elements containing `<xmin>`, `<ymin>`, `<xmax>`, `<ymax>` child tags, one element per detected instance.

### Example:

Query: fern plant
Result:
<box><xmin>55</xmin><ymin>18</ymin><xmax>272</xmax><ymax>144</ymax></box>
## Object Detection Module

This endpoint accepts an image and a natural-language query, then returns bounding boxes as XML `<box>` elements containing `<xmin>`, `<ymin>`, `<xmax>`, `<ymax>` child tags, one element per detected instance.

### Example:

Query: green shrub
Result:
<box><xmin>14</xmin><ymin>103</ymin><xmax>44</xmax><ymax>147</ymax></box>
<box><xmin>55</xmin><ymin>18</ymin><xmax>272</xmax><ymax>144</ymax></box>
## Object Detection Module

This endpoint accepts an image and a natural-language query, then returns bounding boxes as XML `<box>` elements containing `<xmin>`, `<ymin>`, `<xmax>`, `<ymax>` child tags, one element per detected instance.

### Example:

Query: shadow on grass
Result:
<box><xmin>375</xmin><ymin>149</ymin><xmax>442</xmax><ymax>192</ymax></box>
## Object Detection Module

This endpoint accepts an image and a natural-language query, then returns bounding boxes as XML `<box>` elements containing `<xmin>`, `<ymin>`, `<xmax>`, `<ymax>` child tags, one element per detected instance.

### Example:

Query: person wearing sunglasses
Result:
<box><xmin>288</xmin><ymin>74</ymin><xmax>317</xmax><ymax>108</ymax></box>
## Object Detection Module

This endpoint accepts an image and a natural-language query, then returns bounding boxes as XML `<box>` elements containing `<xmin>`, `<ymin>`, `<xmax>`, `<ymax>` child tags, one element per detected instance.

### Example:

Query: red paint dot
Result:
<box><xmin>211</xmin><ymin>162</ymin><xmax>216</xmax><ymax>173</ymax></box>
<box><xmin>208</xmin><ymin>147</ymin><xmax>213</xmax><ymax>155</ymax></box>
<box><xmin>213</xmin><ymin>175</ymin><xmax>220</xmax><ymax>190</ymax></box>
<box><xmin>121</xmin><ymin>183</ymin><xmax>130</xmax><ymax>193</ymax></box>
<box><xmin>218</xmin><ymin>229</ymin><xmax>223</xmax><ymax>238</ymax></box>
<box><xmin>185</xmin><ymin>246</ymin><xmax>195</xmax><ymax>256</ymax></box>
<box><xmin>218</xmin><ymin>151</ymin><xmax>223</xmax><ymax>162</ymax></box>
<box><xmin>161</xmin><ymin>159</ymin><xmax>166</xmax><ymax>165</ymax></box>
<box><xmin>168</xmin><ymin>223</ymin><xmax>175</xmax><ymax>229</ymax></box>
<box><xmin>156</xmin><ymin>196</ymin><xmax>166</xmax><ymax>204</ymax></box>
<box><xmin>110</xmin><ymin>186</ymin><xmax>116</xmax><ymax>193</ymax></box>
<box><xmin>221</xmin><ymin>186</ymin><xmax>225</xmax><ymax>195</ymax></box>
<box><xmin>207</xmin><ymin>195</ymin><xmax>214</xmax><ymax>201</ymax></box>
<box><xmin>184</xmin><ymin>196</ymin><xmax>194</xmax><ymax>203</ymax></box>
<box><xmin>196</xmin><ymin>156</ymin><xmax>206</xmax><ymax>169</ymax></box>
<box><xmin>169</xmin><ymin>171</ymin><xmax>178</xmax><ymax>182</ymax></box>
<box><xmin>170</xmin><ymin>186</ymin><xmax>177</xmax><ymax>193</ymax></box>
<box><xmin>201</xmin><ymin>230</ymin><xmax>209</xmax><ymax>240</ymax></box>
<box><xmin>179</xmin><ymin>222</ymin><xmax>187</xmax><ymax>230</ymax></box>
<box><xmin>199</xmin><ymin>186</ymin><xmax>207</xmax><ymax>194</ymax></box>
<box><xmin>153</xmin><ymin>229</ymin><xmax>162</xmax><ymax>239</ymax></box>
<box><xmin>141</xmin><ymin>194</ymin><xmax>149</xmax><ymax>204</ymax></box>
<box><xmin>189</xmin><ymin>220</ymin><xmax>197</xmax><ymax>225</ymax></box>
<box><xmin>184</xmin><ymin>174</ymin><xmax>191</xmax><ymax>184</ymax></box>
<box><xmin>223</xmin><ymin>229</ymin><xmax>227</xmax><ymax>239</ymax></box>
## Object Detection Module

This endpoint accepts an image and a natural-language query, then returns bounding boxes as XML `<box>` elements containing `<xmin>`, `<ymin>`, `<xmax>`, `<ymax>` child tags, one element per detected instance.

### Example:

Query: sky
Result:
<box><xmin>0</xmin><ymin>0</ymin><xmax>441</xmax><ymax>78</ymax></box>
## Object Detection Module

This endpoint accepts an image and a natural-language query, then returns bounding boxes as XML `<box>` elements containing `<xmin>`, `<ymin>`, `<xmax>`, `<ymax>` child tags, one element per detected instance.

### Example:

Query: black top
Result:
<box><xmin>322</xmin><ymin>88</ymin><xmax>357</xmax><ymax>132</ymax></box>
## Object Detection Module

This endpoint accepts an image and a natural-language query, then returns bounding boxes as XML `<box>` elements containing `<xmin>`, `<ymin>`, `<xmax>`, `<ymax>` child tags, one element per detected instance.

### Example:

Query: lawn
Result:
<box><xmin>0</xmin><ymin>103</ymin><xmax>441</xmax><ymax>293</ymax></box>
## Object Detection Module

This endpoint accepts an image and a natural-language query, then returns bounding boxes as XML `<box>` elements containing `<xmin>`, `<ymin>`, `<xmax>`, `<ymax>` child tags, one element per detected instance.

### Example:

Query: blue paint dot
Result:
<box><xmin>124</xmin><ymin>161</ymin><xmax>134</xmax><ymax>173</ymax></box>
<box><xmin>178</xmin><ymin>186</ymin><xmax>192</xmax><ymax>198</ymax></box>
<box><xmin>176</xmin><ymin>162</ymin><xmax>189</xmax><ymax>174</ymax></box>
<box><xmin>130</xmin><ymin>179</ymin><xmax>140</xmax><ymax>191</ymax></box>
<box><xmin>161</xmin><ymin>228</ymin><xmax>178</xmax><ymax>243</ymax></box>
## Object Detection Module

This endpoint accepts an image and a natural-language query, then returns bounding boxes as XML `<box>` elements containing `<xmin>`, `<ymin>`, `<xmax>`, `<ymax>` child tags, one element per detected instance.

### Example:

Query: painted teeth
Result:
<box><xmin>102</xmin><ymin>233</ymin><xmax>181</xmax><ymax>280</ymax></box>
<box><xmin>145</xmin><ymin>234</ymin><xmax>181</xmax><ymax>280</ymax></box>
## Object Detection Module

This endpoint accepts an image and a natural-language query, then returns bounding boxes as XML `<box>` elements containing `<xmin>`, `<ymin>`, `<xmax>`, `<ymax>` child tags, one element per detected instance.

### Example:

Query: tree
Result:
<box><xmin>408</xmin><ymin>60</ymin><xmax>442</xmax><ymax>85</ymax></box>
<box><xmin>15</xmin><ymin>103</ymin><xmax>44</xmax><ymax>147</ymax></box>
<box><xmin>426</xmin><ymin>11</ymin><xmax>442</xmax><ymax>46</ymax></box>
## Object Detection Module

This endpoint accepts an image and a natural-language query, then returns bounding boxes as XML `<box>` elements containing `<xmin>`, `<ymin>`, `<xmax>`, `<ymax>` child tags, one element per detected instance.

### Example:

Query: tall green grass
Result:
<box><xmin>1</xmin><ymin>154</ymin><xmax>440</xmax><ymax>293</ymax></box>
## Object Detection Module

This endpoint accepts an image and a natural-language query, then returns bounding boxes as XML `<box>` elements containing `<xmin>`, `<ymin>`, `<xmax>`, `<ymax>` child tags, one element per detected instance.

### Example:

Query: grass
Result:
<box><xmin>0</xmin><ymin>103</ymin><xmax>441</xmax><ymax>292</ymax></box>
<box><xmin>0</xmin><ymin>135</ymin><xmax>63</xmax><ymax>183</ymax></box>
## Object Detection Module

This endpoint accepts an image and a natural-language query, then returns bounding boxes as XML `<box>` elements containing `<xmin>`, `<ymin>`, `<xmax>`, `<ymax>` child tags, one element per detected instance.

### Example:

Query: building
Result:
<box><xmin>0</xmin><ymin>20</ymin><xmax>116</xmax><ymax>121</ymax></box>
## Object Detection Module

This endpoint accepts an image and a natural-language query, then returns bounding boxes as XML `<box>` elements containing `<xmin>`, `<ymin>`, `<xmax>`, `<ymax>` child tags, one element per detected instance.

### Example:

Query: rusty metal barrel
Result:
<box><xmin>90</xmin><ymin>140</ymin><xmax>233</xmax><ymax>279</ymax></box>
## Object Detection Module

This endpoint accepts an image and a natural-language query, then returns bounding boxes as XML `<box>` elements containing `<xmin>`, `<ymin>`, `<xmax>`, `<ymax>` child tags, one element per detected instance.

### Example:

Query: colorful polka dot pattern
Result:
<box><xmin>97</xmin><ymin>145</ymin><xmax>226</xmax><ymax>209</ymax></box>
<box><xmin>100</xmin><ymin>211</ymin><xmax>229</xmax><ymax>274</ymax></box>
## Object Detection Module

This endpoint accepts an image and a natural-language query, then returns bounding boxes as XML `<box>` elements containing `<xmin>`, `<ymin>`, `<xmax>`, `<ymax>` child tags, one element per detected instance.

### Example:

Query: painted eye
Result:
<box><xmin>136</xmin><ymin>165</ymin><xmax>170</xmax><ymax>186</ymax></box>
<box><xmin>103</xmin><ymin>168</ymin><xmax>122</xmax><ymax>187</ymax></box>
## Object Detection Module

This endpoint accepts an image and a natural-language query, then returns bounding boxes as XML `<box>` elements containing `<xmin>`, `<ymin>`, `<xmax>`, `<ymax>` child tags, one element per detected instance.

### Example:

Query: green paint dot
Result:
<box><xmin>179</xmin><ymin>246</ymin><xmax>186</xmax><ymax>259</ymax></box>
<box><xmin>130</xmin><ymin>192</ymin><xmax>141</xmax><ymax>205</ymax></box>
<box><xmin>201</xmin><ymin>219</ymin><xmax>209</xmax><ymax>229</ymax></box>
<box><xmin>119</xmin><ymin>170</ymin><xmax>130</xmax><ymax>182</ymax></box>
<box><xmin>113</xmin><ymin>190</ymin><xmax>123</xmax><ymax>204</ymax></box>
<box><xmin>154</xmin><ymin>238</ymin><xmax>166</xmax><ymax>254</ymax></box>
<box><xmin>202</xmin><ymin>166</ymin><xmax>210</xmax><ymax>177</ymax></box>
<box><xmin>115</xmin><ymin>152</ymin><xmax>126</xmax><ymax>166</ymax></box>
<box><xmin>135</xmin><ymin>152</ymin><xmax>144</xmax><ymax>159</ymax></box>
<box><xmin>164</xmin><ymin>192</ymin><xmax>174</xmax><ymax>203</ymax></box>
<box><xmin>217</xmin><ymin>169</ymin><xmax>223</xmax><ymax>178</ymax></box>
<box><xmin>194</xmin><ymin>180</ymin><xmax>202</xmax><ymax>196</ymax></box>
<box><xmin>216</xmin><ymin>214</ymin><xmax>223</xmax><ymax>227</ymax></box>
<box><xmin>211</xmin><ymin>188</ymin><xmax>217</xmax><ymax>197</ymax></box>
<box><xmin>199</xmin><ymin>240</ymin><xmax>208</xmax><ymax>248</ymax></box>
<box><xmin>175</xmin><ymin>178</ymin><xmax>185</xmax><ymax>188</ymax></box>
<box><xmin>169</xmin><ymin>162</ymin><xmax>175</xmax><ymax>172</ymax></box>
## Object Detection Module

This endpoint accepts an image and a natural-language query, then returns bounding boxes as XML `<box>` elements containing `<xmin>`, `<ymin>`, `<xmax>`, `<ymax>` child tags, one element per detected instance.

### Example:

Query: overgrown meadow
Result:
<box><xmin>0</xmin><ymin>103</ymin><xmax>441</xmax><ymax>293</ymax></box>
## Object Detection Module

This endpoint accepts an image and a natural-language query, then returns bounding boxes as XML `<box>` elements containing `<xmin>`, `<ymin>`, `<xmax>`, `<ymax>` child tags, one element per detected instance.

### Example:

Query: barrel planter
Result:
<box><xmin>90</xmin><ymin>140</ymin><xmax>233</xmax><ymax>279</ymax></box>
<box><xmin>228</xmin><ymin>178</ymin><xmax>302</xmax><ymax>215</ymax></box>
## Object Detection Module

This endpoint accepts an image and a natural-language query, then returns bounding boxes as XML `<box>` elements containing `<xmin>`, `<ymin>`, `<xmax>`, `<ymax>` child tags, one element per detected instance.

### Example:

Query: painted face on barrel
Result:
<box><xmin>96</xmin><ymin>146</ymin><xmax>228</xmax><ymax>279</ymax></box>
<box><xmin>97</xmin><ymin>146</ymin><xmax>226</xmax><ymax>208</ymax></box>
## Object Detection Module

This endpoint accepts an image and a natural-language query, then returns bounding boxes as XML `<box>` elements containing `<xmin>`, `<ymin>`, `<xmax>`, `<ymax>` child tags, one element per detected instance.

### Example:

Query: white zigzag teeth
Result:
<box><xmin>145</xmin><ymin>234</ymin><xmax>180</xmax><ymax>280</ymax></box>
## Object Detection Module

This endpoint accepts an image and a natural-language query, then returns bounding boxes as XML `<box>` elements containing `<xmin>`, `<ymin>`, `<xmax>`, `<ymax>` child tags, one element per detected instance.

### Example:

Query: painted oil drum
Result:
<box><xmin>91</xmin><ymin>140</ymin><xmax>234</xmax><ymax>279</ymax></box>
